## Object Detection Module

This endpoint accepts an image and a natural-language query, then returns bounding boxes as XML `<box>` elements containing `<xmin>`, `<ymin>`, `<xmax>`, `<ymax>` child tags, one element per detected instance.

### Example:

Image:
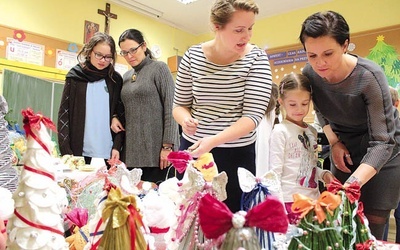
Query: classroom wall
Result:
<box><xmin>0</xmin><ymin>0</ymin><xmax>197</xmax><ymax>64</ymax></box>
<box><xmin>199</xmin><ymin>0</ymin><xmax>400</xmax><ymax>49</ymax></box>
<box><xmin>0</xmin><ymin>0</ymin><xmax>398</xmax><ymax>85</ymax></box>
<box><xmin>1</xmin><ymin>0</ymin><xmax>399</xmax><ymax>59</ymax></box>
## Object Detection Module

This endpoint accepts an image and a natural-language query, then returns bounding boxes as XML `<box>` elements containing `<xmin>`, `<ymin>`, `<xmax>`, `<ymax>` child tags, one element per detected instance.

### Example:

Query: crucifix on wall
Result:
<box><xmin>98</xmin><ymin>3</ymin><xmax>117</xmax><ymax>34</ymax></box>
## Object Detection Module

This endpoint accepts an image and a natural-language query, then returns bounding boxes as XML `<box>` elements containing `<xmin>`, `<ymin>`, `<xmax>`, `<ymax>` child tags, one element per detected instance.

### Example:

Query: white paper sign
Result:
<box><xmin>6</xmin><ymin>38</ymin><xmax>45</xmax><ymax>66</ymax></box>
<box><xmin>115</xmin><ymin>62</ymin><xmax>129</xmax><ymax>76</ymax></box>
<box><xmin>55</xmin><ymin>49</ymin><xmax>78</xmax><ymax>71</ymax></box>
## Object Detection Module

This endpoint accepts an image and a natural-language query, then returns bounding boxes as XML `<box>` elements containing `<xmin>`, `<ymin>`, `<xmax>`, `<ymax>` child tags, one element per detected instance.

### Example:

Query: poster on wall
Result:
<box><xmin>84</xmin><ymin>20</ymin><xmax>99</xmax><ymax>44</ymax></box>
<box><xmin>115</xmin><ymin>63</ymin><xmax>129</xmax><ymax>76</ymax></box>
<box><xmin>6</xmin><ymin>38</ymin><xmax>45</xmax><ymax>66</ymax></box>
<box><xmin>55</xmin><ymin>49</ymin><xmax>78</xmax><ymax>71</ymax></box>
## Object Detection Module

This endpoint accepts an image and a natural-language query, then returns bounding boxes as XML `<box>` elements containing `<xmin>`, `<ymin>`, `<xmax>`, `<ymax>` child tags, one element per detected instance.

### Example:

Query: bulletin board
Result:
<box><xmin>0</xmin><ymin>24</ymin><xmax>130</xmax><ymax>74</ymax></box>
<box><xmin>266</xmin><ymin>24</ymin><xmax>400</xmax><ymax>123</ymax></box>
<box><xmin>0</xmin><ymin>25</ymin><xmax>83</xmax><ymax>70</ymax></box>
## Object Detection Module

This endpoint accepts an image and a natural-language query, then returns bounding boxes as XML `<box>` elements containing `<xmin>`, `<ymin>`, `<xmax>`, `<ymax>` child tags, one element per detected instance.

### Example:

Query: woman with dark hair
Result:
<box><xmin>111</xmin><ymin>29</ymin><xmax>179</xmax><ymax>184</ymax></box>
<box><xmin>299</xmin><ymin>10</ymin><xmax>400</xmax><ymax>239</ymax></box>
<box><xmin>58</xmin><ymin>32</ymin><xmax>123</xmax><ymax>165</ymax></box>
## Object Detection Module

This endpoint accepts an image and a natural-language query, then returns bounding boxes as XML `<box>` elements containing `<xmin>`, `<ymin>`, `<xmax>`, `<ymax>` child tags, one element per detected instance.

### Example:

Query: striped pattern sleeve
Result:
<box><xmin>174</xmin><ymin>44</ymin><xmax>272</xmax><ymax>147</ymax></box>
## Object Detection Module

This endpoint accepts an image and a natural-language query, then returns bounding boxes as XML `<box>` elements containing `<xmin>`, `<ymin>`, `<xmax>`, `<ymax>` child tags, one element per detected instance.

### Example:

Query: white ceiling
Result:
<box><xmin>110</xmin><ymin>0</ymin><xmax>332</xmax><ymax>35</ymax></box>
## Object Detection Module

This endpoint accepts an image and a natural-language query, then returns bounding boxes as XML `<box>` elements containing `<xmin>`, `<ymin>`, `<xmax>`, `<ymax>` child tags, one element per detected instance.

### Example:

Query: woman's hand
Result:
<box><xmin>188</xmin><ymin>136</ymin><xmax>216</xmax><ymax>158</ymax></box>
<box><xmin>331</xmin><ymin>141</ymin><xmax>353</xmax><ymax>173</ymax></box>
<box><xmin>111</xmin><ymin>149</ymin><xmax>120</xmax><ymax>160</ymax></box>
<box><xmin>160</xmin><ymin>149</ymin><xmax>171</xmax><ymax>170</ymax></box>
<box><xmin>111</xmin><ymin>117</ymin><xmax>125</xmax><ymax>133</ymax></box>
<box><xmin>181</xmin><ymin>117</ymin><xmax>199</xmax><ymax>135</ymax></box>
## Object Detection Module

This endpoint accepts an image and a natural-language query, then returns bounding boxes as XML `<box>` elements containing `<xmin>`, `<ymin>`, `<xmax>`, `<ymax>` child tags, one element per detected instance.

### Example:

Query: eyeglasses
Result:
<box><xmin>120</xmin><ymin>43</ymin><xmax>144</xmax><ymax>57</ymax></box>
<box><xmin>93</xmin><ymin>51</ymin><xmax>113</xmax><ymax>62</ymax></box>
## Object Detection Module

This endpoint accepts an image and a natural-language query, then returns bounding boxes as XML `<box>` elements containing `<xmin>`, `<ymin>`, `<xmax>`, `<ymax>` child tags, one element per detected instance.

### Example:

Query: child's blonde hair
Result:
<box><xmin>265</xmin><ymin>83</ymin><xmax>278</xmax><ymax>113</ymax></box>
<box><xmin>279</xmin><ymin>73</ymin><xmax>311</xmax><ymax>99</ymax></box>
<box><xmin>389</xmin><ymin>86</ymin><xmax>399</xmax><ymax>107</ymax></box>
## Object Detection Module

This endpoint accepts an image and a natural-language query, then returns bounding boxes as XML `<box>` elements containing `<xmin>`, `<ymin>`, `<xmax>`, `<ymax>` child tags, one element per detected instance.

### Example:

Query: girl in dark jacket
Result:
<box><xmin>58</xmin><ymin>32</ymin><xmax>123</xmax><ymax>165</ymax></box>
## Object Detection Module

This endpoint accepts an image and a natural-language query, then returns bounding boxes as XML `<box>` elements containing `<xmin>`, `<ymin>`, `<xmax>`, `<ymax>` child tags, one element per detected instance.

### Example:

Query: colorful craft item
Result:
<box><xmin>192</xmin><ymin>153</ymin><xmax>218</xmax><ymax>182</ymax></box>
<box><xmin>167</xmin><ymin>150</ymin><xmax>193</xmax><ymax>174</ymax></box>
<box><xmin>68</xmin><ymin>43</ymin><xmax>79</xmax><ymax>53</ymax></box>
<box><xmin>13</xmin><ymin>30</ymin><xmax>26</xmax><ymax>42</ymax></box>
<box><xmin>6</xmin><ymin>108</ymin><xmax>68</xmax><ymax>250</ymax></box>
<box><xmin>98</xmin><ymin>187</ymin><xmax>148</xmax><ymax>250</ymax></box>
<box><xmin>291</xmin><ymin>191</ymin><xmax>341</xmax><ymax>223</ymax></box>
<box><xmin>327</xmin><ymin>178</ymin><xmax>361</xmax><ymax>203</ymax></box>
<box><xmin>199</xmin><ymin>193</ymin><xmax>288</xmax><ymax>239</ymax></box>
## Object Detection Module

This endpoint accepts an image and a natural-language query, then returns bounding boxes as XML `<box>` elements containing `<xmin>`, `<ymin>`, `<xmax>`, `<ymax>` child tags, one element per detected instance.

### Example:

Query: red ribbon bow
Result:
<box><xmin>327</xmin><ymin>178</ymin><xmax>361</xmax><ymax>203</ymax></box>
<box><xmin>357</xmin><ymin>201</ymin><xmax>366</xmax><ymax>224</ymax></box>
<box><xmin>356</xmin><ymin>239</ymin><xmax>373</xmax><ymax>250</ymax></box>
<box><xmin>22</xmin><ymin>108</ymin><xmax>56</xmax><ymax>133</ymax></box>
<box><xmin>22</xmin><ymin>108</ymin><xmax>57</xmax><ymax>154</ymax></box>
<box><xmin>198</xmin><ymin>193</ymin><xmax>288</xmax><ymax>239</ymax></box>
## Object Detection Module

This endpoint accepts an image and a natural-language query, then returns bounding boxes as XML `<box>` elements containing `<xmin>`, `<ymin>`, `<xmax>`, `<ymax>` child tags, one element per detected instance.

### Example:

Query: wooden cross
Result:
<box><xmin>98</xmin><ymin>3</ymin><xmax>117</xmax><ymax>34</ymax></box>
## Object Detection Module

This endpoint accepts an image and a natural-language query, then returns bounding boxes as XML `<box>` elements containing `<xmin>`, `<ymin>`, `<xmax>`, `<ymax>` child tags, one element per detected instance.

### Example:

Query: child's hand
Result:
<box><xmin>322</xmin><ymin>171</ymin><xmax>335</xmax><ymax>184</ymax></box>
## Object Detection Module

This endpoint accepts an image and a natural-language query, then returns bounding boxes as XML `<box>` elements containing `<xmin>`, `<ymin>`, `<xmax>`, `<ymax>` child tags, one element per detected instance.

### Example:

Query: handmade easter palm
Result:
<box><xmin>198</xmin><ymin>193</ymin><xmax>288</xmax><ymax>250</ymax></box>
<box><xmin>141</xmin><ymin>189</ymin><xmax>176</xmax><ymax>250</ymax></box>
<box><xmin>84</xmin><ymin>180</ymin><xmax>148</xmax><ymax>250</ymax></box>
<box><xmin>287</xmin><ymin>191</ymin><xmax>343</xmax><ymax>250</ymax></box>
<box><xmin>70</xmin><ymin>161</ymin><xmax>143</xmax><ymax>217</ymax></box>
<box><xmin>238</xmin><ymin>167</ymin><xmax>283</xmax><ymax>249</ymax></box>
<box><xmin>6</xmin><ymin>108</ymin><xmax>69</xmax><ymax>250</ymax></box>
<box><xmin>327</xmin><ymin>179</ymin><xmax>376</xmax><ymax>249</ymax></box>
<box><xmin>171</xmin><ymin>165</ymin><xmax>228</xmax><ymax>250</ymax></box>
<box><xmin>166</xmin><ymin>151</ymin><xmax>228</xmax><ymax>250</ymax></box>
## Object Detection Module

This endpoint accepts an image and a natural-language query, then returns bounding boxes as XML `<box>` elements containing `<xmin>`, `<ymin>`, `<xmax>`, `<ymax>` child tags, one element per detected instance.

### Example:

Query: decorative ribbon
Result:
<box><xmin>198</xmin><ymin>193</ymin><xmax>288</xmax><ymax>239</ymax></box>
<box><xmin>238</xmin><ymin>167</ymin><xmax>280</xmax><ymax>193</ymax></box>
<box><xmin>1</xmin><ymin>228</ymin><xmax>6</xmax><ymax>234</ymax></box>
<box><xmin>89</xmin><ymin>218</ymin><xmax>103</xmax><ymax>250</ymax></box>
<box><xmin>291</xmin><ymin>191</ymin><xmax>341</xmax><ymax>223</ymax></box>
<box><xmin>175</xmin><ymin>192</ymin><xmax>202</xmax><ymax>239</ymax></box>
<box><xmin>327</xmin><ymin>178</ymin><xmax>361</xmax><ymax>203</ymax></box>
<box><xmin>167</xmin><ymin>151</ymin><xmax>193</xmax><ymax>174</ymax></box>
<box><xmin>23</xmin><ymin>165</ymin><xmax>55</xmax><ymax>181</ymax></box>
<box><xmin>101</xmin><ymin>187</ymin><xmax>147</xmax><ymax>250</ymax></box>
<box><xmin>22</xmin><ymin>108</ymin><xmax>56</xmax><ymax>155</ymax></box>
<box><xmin>14</xmin><ymin>209</ymin><xmax>64</xmax><ymax>235</ymax></box>
<box><xmin>149</xmin><ymin>226</ymin><xmax>169</xmax><ymax>234</ymax></box>
<box><xmin>355</xmin><ymin>239</ymin><xmax>373</xmax><ymax>250</ymax></box>
<box><xmin>79</xmin><ymin>228</ymin><xmax>89</xmax><ymax>243</ymax></box>
<box><xmin>357</xmin><ymin>202</ymin><xmax>366</xmax><ymax>224</ymax></box>
<box><xmin>66</xmin><ymin>208</ymin><xmax>88</xmax><ymax>228</ymax></box>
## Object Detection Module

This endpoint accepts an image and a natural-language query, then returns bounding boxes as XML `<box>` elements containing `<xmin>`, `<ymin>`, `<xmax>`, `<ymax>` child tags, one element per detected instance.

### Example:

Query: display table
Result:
<box><xmin>376</xmin><ymin>241</ymin><xmax>400</xmax><ymax>249</ymax></box>
<box><xmin>57</xmin><ymin>167</ymin><xmax>99</xmax><ymax>182</ymax></box>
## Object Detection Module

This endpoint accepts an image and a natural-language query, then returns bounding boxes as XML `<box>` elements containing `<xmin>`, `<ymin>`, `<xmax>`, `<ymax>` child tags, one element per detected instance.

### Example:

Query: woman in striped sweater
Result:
<box><xmin>173</xmin><ymin>0</ymin><xmax>273</xmax><ymax>212</ymax></box>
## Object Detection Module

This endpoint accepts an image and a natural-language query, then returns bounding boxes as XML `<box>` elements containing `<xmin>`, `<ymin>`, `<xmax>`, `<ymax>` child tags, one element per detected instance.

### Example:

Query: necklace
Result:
<box><xmin>131</xmin><ymin>73</ymin><xmax>137</xmax><ymax>82</ymax></box>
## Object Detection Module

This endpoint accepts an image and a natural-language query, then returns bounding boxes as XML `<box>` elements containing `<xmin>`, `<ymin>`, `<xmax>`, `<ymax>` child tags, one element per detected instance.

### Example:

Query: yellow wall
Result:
<box><xmin>0</xmin><ymin>0</ymin><xmax>399</xmax><ymax>80</ymax></box>
<box><xmin>0</xmin><ymin>0</ymin><xmax>197</xmax><ymax>64</ymax></box>
<box><xmin>200</xmin><ymin>0</ymin><xmax>400</xmax><ymax>49</ymax></box>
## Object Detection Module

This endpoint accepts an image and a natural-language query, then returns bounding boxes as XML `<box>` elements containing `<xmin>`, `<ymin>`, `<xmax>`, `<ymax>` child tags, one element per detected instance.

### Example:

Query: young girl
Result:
<box><xmin>269</xmin><ymin>73</ymin><xmax>334</xmax><ymax>224</ymax></box>
<box><xmin>58</xmin><ymin>32</ymin><xmax>123</xmax><ymax>166</ymax></box>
